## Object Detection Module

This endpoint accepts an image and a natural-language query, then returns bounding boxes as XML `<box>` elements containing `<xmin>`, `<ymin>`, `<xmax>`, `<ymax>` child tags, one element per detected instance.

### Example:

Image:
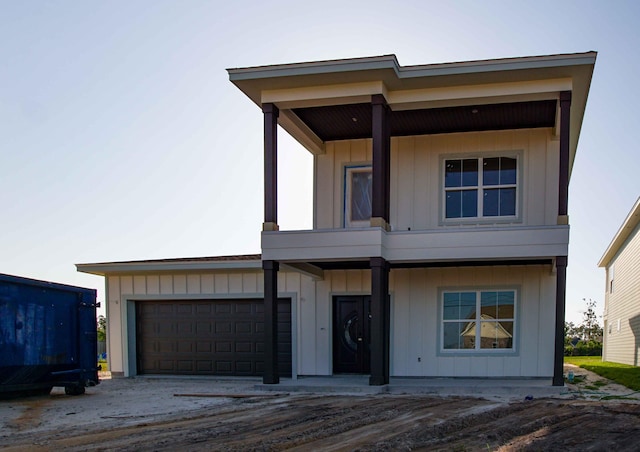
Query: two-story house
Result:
<box><xmin>78</xmin><ymin>52</ymin><xmax>596</xmax><ymax>386</ymax></box>
<box><xmin>599</xmin><ymin>197</ymin><xmax>640</xmax><ymax>366</ymax></box>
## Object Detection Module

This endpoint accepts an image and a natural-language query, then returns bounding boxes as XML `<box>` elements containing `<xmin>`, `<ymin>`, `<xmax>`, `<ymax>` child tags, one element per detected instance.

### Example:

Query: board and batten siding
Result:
<box><xmin>300</xmin><ymin>265</ymin><xmax>555</xmax><ymax>378</ymax></box>
<box><xmin>603</xmin><ymin>222</ymin><xmax>640</xmax><ymax>366</ymax></box>
<box><xmin>105</xmin><ymin>265</ymin><xmax>555</xmax><ymax>378</ymax></box>
<box><xmin>314</xmin><ymin>129</ymin><xmax>559</xmax><ymax>230</ymax></box>
<box><xmin>105</xmin><ymin>271</ymin><xmax>309</xmax><ymax>377</ymax></box>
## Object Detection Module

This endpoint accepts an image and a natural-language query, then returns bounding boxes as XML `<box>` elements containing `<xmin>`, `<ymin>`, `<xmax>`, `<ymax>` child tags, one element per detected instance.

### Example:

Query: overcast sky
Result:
<box><xmin>2</xmin><ymin>1</ymin><xmax>639</xmax><ymax>323</ymax></box>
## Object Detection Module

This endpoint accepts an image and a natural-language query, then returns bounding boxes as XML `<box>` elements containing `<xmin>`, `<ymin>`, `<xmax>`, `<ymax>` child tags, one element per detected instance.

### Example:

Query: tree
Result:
<box><xmin>564</xmin><ymin>299</ymin><xmax>603</xmax><ymax>356</ymax></box>
<box><xmin>97</xmin><ymin>315</ymin><xmax>107</xmax><ymax>342</ymax></box>
<box><xmin>576</xmin><ymin>298</ymin><xmax>603</xmax><ymax>343</ymax></box>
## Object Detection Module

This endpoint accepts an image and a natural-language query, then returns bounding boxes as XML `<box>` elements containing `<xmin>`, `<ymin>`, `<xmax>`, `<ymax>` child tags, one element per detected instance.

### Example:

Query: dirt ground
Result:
<box><xmin>1</xmin><ymin>366</ymin><xmax>640</xmax><ymax>451</ymax></box>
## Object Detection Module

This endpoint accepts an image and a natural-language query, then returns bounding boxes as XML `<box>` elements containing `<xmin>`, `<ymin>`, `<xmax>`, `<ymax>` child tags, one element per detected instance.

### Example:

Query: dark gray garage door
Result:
<box><xmin>136</xmin><ymin>299</ymin><xmax>291</xmax><ymax>377</ymax></box>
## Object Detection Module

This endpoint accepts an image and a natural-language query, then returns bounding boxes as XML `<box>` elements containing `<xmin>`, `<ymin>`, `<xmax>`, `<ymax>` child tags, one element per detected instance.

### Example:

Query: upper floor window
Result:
<box><xmin>442</xmin><ymin>289</ymin><xmax>516</xmax><ymax>352</ymax></box>
<box><xmin>608</xmin><ymin>264</ymin><xmax>615</xmax><ymax>293</ymax></box>
<box><xmin>344</xmin><ymin>165</ymin><xmax>372</xmax><ymax>227</ymax></box>
<box><xmin>444</xmin><ymin>156</ymin><xmax>518</xmax><ymax>220</ymax></box>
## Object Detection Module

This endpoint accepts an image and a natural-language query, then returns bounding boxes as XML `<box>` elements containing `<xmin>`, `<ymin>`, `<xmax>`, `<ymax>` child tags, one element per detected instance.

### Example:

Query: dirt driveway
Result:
<box><xmin>1</xmin><ymin>369</ymin><xmax>640</xmax><ymax>451</ymax></box>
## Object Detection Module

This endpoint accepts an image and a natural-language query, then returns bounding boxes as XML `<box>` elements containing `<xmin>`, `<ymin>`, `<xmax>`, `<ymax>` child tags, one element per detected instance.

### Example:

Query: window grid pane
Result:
<box><xmin>443</xmin><ymin>290</ymin><xmax>515</xmax><ymax>352</ymax></box>
<box><xmin>444</xmin><ymin>156</ymin><xmax>517</xmax><ymax>220</ymax></box>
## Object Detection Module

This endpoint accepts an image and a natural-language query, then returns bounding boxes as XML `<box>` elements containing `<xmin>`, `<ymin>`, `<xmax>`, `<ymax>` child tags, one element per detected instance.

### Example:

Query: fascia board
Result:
<box><xmin>227</xmin><ymin>54</ymin><xmax>400</xmax><ymax>81</ymax></box>
<box><xmin>598</xmin><ymin>197</ymin><xmax>640</xmax><ymax>267</ymax></box>
<box><xmin>398</xmin><ymin>52</ymin><xmax>597</xmax><ymax>79</ymax></box>
<box><xmin>76</xmin><ymin>260</ymin><xmax>262</xmax><ymax>276</ymax></box>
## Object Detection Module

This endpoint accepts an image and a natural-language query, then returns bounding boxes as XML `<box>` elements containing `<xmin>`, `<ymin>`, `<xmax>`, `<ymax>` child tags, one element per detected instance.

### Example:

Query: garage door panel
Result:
<box><xmin>136</xmin><ymin>299</ymin><xmax>291</xmax><ymax>377</ymax></box>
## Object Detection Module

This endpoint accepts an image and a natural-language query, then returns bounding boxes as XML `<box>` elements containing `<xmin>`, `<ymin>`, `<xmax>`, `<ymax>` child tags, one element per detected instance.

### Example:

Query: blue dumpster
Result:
<box><xmin>0</xmin><ymin>273</ymin><xmax>100</xmax><ymax>396</ymax></box>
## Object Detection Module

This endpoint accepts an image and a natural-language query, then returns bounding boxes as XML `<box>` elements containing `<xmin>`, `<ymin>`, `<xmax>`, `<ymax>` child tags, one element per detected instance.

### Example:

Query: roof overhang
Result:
<box><xmin>228</xmin><ymin>52</ymin><xmax>596</xmax><ymax>173</ymax></box>
<box><xmin>598</xmin><ymin>197</ymin><xmax>640</xmax><ymax>268</ymax></box>
<box><xmin>76</xmin><ymin>255</ymin><xmax>262</xmax><ymax>276</ymax></box>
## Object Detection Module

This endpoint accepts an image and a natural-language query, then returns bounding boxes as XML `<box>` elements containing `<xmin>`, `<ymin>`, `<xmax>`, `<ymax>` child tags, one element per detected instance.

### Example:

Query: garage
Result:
<box><xmin>136</xmin><ymin>298</ymin><xmax>292</xmax><ymax>377</ymax></box>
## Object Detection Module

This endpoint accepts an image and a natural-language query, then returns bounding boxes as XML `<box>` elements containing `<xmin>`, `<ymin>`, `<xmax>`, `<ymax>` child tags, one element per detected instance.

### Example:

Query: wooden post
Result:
<box><xmin>263</xmin><ymin>103</ymin><xmax>279</xmax><ymax>228</ymax></box>
<box><xmin>558</xmin><ymin>91</ymin><xmax>571</xmax><ymax>218</ymax></box>
<box><xmin>263</xmin><ymin>260</ymin><xmax>279</xmax><ymax>384</ymax></box>
<box><xmin>370</xmin><ymin>257</ymin><xmax>390</xmax><ymax>386</ymax></box>
<box><xmin>371</xmin><ymin>94</ymin><xmax>390</xmax><ymax>226</ymax></box>
<box><xmin>553</xmin><ymin>256</ymin><xmax>568</xmax><ymax>386</ymax></box>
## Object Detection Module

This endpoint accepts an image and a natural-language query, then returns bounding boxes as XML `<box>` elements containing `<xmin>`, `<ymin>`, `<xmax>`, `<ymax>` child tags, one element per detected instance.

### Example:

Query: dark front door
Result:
<box><xmin>333</xmin><ymin>296</ymin><xmax>371</xmax><ymax>374</ymax></box>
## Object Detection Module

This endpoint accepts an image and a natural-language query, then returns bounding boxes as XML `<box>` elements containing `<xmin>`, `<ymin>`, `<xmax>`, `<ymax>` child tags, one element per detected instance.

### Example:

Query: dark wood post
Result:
<box><xmin>553</xmin><ymin>91</ymin><xmax>571</xmax><ymax>386</ymax></box>
<box><xmin>553</xmin><ymin>256</ymin><xmax>568</xmax><ymax>386</ymax></box>
<box><xmin>263</xmin><ymin>103</ymin><xmax>279</xmax><ymax>228</ymax></box>
<box><xmin>370</xmin><ymin>257</ymin><xmax>390</xmax><ymax>386</ymax></box>
<box><xmin>263</xmin><ymin>260</ymin><xmax>279</xmax><ymax>384</ymax></box>
<box><xmin>558</xmin><ymin>91</ymin><xmax>571</xmax><ymax>218</ymax></box>
<box><xmin>371</xmin><ymin>94</ymin><xmax>391</xmax><ymax>225</ymax></box>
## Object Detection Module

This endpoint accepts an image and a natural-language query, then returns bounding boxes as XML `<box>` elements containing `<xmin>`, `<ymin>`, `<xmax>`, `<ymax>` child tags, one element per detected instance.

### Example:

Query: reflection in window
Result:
<box><xmin>345</xmin><ymin>166</ymin><xmax>372</xmax><ymax>227</ymax></box>
<box><xmin>442</xmin><ymin>290</ymin><xmax>515</xmax><ymax>351</ymax></box>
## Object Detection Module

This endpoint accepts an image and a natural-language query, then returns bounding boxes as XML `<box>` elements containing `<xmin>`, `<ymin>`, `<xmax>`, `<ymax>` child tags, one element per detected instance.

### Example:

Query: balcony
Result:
<box><xmin>261</xmin><ymin>225</ymin><xmax>569</xmax><ymax>266</ymax></box>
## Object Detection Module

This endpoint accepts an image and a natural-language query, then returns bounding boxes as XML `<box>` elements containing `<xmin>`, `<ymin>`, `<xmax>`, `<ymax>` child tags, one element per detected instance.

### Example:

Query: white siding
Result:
<box><xmin>299</xmin><ymin>265</ymin><xmax>554</xmax><ymax>378</ymax></box>
<box><xmin>386</xmin><ymin>265</ymin><xmax>554</xmax><ymax>378</ymax></box>
<box><xmin>105</xmin><ymin>264</ymin><xmax>555</xmax><ymax>379</ymax></box>
<box><xmin>603</xmin><ymin>222</ymin><xmax>640</xmax><ymax>366</ymax></box>
<box><xmin>314</xmin><ymin>129</ymin><xmax>559</xmax><ymax>230</ymax></box>
<box><xmin>105</xmin><ymin>270</ymin><xmax>306</xmax><ymax>377</ymax></box>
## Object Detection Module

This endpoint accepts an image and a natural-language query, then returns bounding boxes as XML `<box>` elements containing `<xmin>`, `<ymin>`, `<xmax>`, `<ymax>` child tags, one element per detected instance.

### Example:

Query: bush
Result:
<box><xmin>564</xmin><ymin>340</ymin><xmax>602</xmax><ymax>356</ymax></box>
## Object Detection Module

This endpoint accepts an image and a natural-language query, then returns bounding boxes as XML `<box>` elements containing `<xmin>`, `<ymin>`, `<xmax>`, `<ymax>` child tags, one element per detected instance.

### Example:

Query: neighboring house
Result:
<box><xmin>78</xmin><ymin>52</ymin><xmax>596</xmax><ymax>386</ymax></box>
<box><xmin>599</xmin><ymin>197</ymin><xmax>640</xmax><ymax>366</ymax></box>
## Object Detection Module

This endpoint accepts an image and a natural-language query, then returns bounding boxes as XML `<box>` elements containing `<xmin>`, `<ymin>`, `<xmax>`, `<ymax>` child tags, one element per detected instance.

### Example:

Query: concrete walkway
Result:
<box><xmin>256</xmin><ymin>375</ymin><xmax>568</xmax><ymax>399</ymax></box>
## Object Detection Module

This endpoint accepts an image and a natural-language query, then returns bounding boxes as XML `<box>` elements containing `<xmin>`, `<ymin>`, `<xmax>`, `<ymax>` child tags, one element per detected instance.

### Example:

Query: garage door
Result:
<box><xmin>136</xmin><ymin>299</ymin><xmax>291</xmax><ymax>377</ymax></box>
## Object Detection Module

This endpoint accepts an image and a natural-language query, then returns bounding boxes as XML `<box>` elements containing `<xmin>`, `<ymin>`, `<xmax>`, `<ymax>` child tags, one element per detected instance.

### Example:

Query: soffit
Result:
<box><xmin>292</xmin><ymin>100</ymin><xmax>556</xmax><ymax>142</ymax></box>
<box><xmin>228</xmin><ymin>52</ymin><xmax>596</xmax><ymax>168</ymax></box>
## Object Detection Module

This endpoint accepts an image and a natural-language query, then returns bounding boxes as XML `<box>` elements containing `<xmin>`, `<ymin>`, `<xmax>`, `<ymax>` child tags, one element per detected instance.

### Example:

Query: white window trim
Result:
<box><xmin>344</xmin><ymin>164</ymin><xmax>372</xmax><ymax>228</ymax></box>
<box><xmin>440</xmin><ymin>151</ymin><xmax>523</xmax><ymax>225</ymax></box>
<box><xmin>439</xmin><ymin>288</ymin><xmax>518</xmax><ymax>355</ymax></box>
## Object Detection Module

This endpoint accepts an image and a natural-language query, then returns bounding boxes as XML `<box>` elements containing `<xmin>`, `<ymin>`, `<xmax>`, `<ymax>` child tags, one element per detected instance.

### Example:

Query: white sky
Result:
<box><xmin>1</xmin><ymin>1</ymin><xmax>639</xmax><ymax>324</ymax></box>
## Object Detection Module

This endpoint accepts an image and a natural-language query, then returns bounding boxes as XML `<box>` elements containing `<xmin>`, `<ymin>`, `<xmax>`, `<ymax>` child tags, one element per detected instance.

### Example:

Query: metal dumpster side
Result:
<box><xmin>0</xmin><ymin>273</ymin><xmax>100</xmax><ymax>396</ymax></box>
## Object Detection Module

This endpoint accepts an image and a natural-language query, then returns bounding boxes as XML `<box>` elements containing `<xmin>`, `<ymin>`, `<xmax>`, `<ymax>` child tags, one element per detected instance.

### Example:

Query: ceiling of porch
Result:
<box><xmin>292</xmin><ymin>99</ymin><xmax>557</xmax><ymax>142</ymax></box>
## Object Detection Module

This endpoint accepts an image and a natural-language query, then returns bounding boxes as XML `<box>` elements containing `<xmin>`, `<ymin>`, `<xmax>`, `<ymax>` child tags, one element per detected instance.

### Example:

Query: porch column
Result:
<box><xmin>370</xmin><ymin>257</ymin><xmax>390</xmax><ymax>386</ymax></box>
<box><xmin>263</xmin><ymin>260</ymin><xmax>279</xmax><ymax>384</ymax></box>
<box><xmin>558</xmin><ymin>91</ymin><xmax>571</xmax><ymax>222</ymax></box>
<box><xmin>263</xmin><ymin>103</ymin><xmax>279</xmax><ymax>231</ymax></box>
<box><xmin>371</xmin><ymin>94</ymin><xmax>391</xmax><ymax>229</ymax></box>
<box><xmin>552</xmin><ymin>91</ymin><xmax>571</xmax><ymax>387</ymax></box>
<box><xmin>553</xmin><ymin>256</ymin><xmax>568</xmax><ymax>386</ymax></box>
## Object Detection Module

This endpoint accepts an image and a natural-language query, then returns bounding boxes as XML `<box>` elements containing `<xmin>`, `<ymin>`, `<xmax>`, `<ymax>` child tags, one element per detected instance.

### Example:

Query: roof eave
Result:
<box><xmin>227</xmin><ymin>52</ymin><xmax>596</xmax><ymax>163</ymax></box>
<box><xmin>76</xmin><ymin>259</ymin><xmax>262</xmax><ymax>276</ymax></box>
<box><xmin>598</xmin><ymin>197</ymin><xmax>640</xmax><ymax>267</ymax></box>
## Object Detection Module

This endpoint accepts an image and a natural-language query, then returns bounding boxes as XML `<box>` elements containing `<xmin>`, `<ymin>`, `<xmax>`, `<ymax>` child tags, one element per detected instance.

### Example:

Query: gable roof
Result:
<box><xmin>598</xmin><ymin>197</ymin><xmax>640</xmax><ymax>268</ymax></box>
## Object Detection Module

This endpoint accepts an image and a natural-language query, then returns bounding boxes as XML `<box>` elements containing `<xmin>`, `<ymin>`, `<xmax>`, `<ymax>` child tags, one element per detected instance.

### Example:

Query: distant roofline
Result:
<box><xmin>76</xmin><ymin>254</ymin><xmax>262</xmax><ymax>276</ymax></box>
<box><xmin>598</xmin><ymin>197</ymin><xmax>640</xmax><ymax>268</ymax></box>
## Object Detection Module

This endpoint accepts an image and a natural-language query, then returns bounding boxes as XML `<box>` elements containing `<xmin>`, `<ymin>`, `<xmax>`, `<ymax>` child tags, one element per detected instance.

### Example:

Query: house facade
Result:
<box><xmin>78</xmin><ymin>52</ymin><xmax>596</xmax><ymax>386</ymax></box>
<box><xmin>599</xmin><ymin>197</ymin><xmax>640</xmax><ymax>366</ymax></box>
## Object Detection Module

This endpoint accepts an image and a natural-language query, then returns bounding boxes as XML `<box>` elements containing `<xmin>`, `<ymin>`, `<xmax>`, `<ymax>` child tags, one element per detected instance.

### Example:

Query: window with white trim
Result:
<box><xmin>442</xmin><ymin>290</ymin><xmax>516</xmax><ymax>351</ymax></box>
<box><xmin>444</xmin><ymin>156</ymin><xmax>518</xmax><ymax>220</ymax></box>
<box><xmin>344</xmin><ymin>165</ymin><xmax>372</xmax><ymax>227</ymax></box>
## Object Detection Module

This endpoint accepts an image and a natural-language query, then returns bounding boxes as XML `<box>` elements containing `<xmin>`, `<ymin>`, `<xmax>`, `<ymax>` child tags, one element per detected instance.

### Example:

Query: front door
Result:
<box><xmin>333</xmin><ymin>296</ymin><xmax>371</xmax><ymax>374</ymax></box>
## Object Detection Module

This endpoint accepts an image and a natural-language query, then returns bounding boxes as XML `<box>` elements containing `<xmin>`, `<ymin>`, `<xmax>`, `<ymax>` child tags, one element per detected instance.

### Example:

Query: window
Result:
<box><xmin>344</xmin><ymin>165</ymin><xmax>372</xmax><ymax>227</ymax></box>
<box><xmin>444</xmin><ymin>156</ymin><xmax>517</xmax><ymax>220</ymax></box>
<box><xmin>442</xmin><ymin>290</ymin><xmax>515</xmax><ymax>352</ymax></box>
<box><xmin>608</xmin><ymin>264</ymin><xmax>615</xmax><ymax>293</ymax></box>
